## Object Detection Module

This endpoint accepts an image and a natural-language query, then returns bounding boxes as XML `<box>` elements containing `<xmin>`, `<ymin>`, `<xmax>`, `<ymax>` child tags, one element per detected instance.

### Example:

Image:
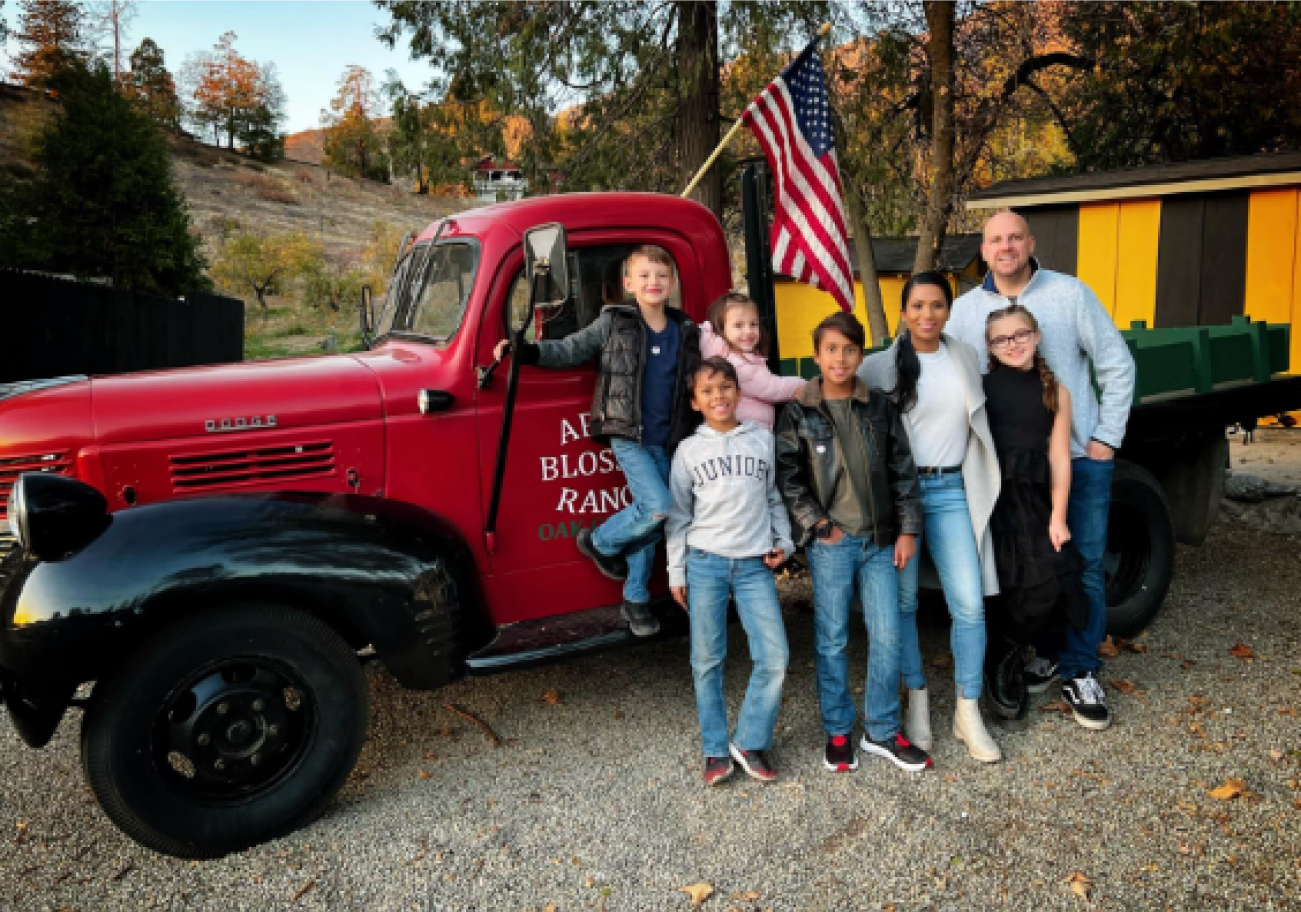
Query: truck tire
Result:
<box><xmin>1104</xmin><ymin>460</ymin><xmax>1176</xmax><ymax>637</ymax></box>
<box><xmin>81</xmin><ymin>604</ymin><xmax>369</xmax><ymax>859</ymax></box>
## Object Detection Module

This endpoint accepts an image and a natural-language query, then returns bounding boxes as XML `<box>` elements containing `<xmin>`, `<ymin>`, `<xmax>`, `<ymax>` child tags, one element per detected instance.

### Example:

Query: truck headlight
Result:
<box><xmin>6</xmin><ymin>473</ymin><xmax>109</xmax><ymax>561</ymax></box>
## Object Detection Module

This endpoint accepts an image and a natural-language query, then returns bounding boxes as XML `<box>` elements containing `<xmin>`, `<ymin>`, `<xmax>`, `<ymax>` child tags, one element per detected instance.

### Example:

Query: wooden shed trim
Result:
<box><xmin>968</xmin><ymin>171</ymin><xmax>1301</xmax><ymax>210</ymax></box>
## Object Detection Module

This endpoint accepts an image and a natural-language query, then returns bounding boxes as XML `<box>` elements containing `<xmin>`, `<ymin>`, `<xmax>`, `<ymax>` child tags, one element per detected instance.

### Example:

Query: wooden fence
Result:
<box><xmin>0</xmin><ymin>269</ymin><xmax>244</xmax><ymax>383</ymax></box>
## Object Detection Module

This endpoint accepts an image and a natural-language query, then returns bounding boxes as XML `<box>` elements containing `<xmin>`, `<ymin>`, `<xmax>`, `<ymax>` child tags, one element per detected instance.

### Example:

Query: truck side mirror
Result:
<box><xmin>359</xmin><ymin>285</ymin><xmax>374</xmax><ymax>348</ymax></box>
<box><xmin>520</xmin><ymin>223</ymin><xmax>568</xmax><ymax>331</ymax></box>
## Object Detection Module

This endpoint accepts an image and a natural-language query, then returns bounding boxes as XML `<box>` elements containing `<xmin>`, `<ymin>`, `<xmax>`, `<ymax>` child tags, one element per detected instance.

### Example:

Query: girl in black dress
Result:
<box><xmin>982</xmin><ymin>304</ymin><xmax>1089</xmax><ymax>719</ymax></box>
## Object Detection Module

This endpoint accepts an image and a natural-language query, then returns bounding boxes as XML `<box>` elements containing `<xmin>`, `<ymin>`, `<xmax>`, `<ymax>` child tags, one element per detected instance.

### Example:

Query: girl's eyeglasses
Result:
<box><xmin>988</xmin><ymin>328</ymin><xmax>1035</xmax><ymax>351</ymax></box>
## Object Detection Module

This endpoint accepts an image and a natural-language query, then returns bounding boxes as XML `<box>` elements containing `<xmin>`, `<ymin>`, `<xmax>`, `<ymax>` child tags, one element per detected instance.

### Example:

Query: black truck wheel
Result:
<box><xmin>81</xmin><ymin>604</ymin><xmax>369</xmax><ymax>859</ymax></box>
<box><xmin>1104</xmin><ymin>460</ymin><xmax>1176</xmax><ymax>637</ymax></box>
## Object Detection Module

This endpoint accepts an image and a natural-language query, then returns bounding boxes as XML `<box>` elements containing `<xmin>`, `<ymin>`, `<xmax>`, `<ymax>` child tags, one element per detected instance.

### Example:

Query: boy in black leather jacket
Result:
<box><xmin>495</xmin><ymin>246</ymin><xmax>700</xmax><ymax>636</ymax></box>
<box><xmin>774</xmin><ymin>311</ymin><xmax>929</xmax><ymax>773</ymax></box>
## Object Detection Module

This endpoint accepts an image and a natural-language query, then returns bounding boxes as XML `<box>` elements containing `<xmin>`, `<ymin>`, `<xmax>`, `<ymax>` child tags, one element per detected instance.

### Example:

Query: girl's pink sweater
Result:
<box><xmin>699</xmin><ymin>321</ymin><xmax>806</xmax><ymax>430</ymax></box>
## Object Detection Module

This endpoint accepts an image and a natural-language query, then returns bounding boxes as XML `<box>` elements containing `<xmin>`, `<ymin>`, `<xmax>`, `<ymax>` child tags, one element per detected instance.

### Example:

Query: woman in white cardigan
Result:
<box><xmin>859</xmin><ymin>271</ymin><xmax>1002</xmax><ymax>763</ymax></box>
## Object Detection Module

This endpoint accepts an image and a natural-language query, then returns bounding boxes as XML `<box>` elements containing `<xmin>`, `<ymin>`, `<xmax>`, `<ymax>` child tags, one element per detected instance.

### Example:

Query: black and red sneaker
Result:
<box><xmin>860</xmin><ymin>733</ymin><xmax>933</xmax><ymax>772</ymax></box>
<box><xmin>704</xmin><ymin>756</ymin><xmax>734</xmax><ymax>787</ymax></box>
<box><xmin>729</xmin><ymin>744</ymin><xmax>777</xmax><ymax>782</ymax></box>
<box><xmin>822</xmin><ymin>733</ymin><xmax>858</xmax><ymax>772</ymax></box>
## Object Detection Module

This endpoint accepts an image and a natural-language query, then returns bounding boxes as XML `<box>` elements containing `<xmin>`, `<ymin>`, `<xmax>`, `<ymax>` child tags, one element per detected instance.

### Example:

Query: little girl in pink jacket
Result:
<box><xmin>699</xmin><ymin>291</ymin><xmax>806</xmax><ymax>430</ymax></box>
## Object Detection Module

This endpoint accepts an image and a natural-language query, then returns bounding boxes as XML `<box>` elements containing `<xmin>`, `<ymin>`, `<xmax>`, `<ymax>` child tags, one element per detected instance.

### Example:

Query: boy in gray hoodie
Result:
<box><xmin>667</xmin><ymin>357</ymin><xmax>794</xmax><ymax>786</ymax></box>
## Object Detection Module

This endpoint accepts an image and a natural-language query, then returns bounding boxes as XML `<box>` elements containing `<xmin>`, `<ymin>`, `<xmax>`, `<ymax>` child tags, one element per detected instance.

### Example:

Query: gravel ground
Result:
<box><xmin>2</xmin><ymin>512</ymin><xmax>1300</xmax><ymax>912</ymax></box>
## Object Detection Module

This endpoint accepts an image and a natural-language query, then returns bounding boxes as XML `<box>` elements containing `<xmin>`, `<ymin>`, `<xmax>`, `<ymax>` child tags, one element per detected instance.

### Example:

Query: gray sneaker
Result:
<box><xmin>1025</xmin><ymin>657</ymin><xmax>1059</xmax><ymax>694</ymax></box>
<box><xmin>621</xmin><ymin>600</ymin><xmax>660</xmax><ymax>637</ymax></box>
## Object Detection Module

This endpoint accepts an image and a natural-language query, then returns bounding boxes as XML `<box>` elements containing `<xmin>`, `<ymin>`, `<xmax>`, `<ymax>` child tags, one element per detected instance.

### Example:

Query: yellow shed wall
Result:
<box><xmin>1076</xmin><ymin>203</ymin><xmax>1120</xmax><ymax>316</ymax></box>
<box><xmin>1114</xmin><ymin>200</ymin><xmax>1161</xmax><ymax>328</ymax></box>
<box><xmin>1244</xmin><ymin>189</ymin><xmax>1298</xmax><ymax>333</ymax></box>
<box><xmin>775</xmin><ymin>275</ymin><xmax>945</xmax><ymax>360</ymax></box>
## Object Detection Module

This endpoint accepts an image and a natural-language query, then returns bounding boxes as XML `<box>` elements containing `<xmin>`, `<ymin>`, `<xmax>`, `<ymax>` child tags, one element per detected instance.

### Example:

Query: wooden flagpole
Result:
<box><xmin>680</xmin><ymin>22</ymin><xmax>832</xmax><ymax>200</ymax></box>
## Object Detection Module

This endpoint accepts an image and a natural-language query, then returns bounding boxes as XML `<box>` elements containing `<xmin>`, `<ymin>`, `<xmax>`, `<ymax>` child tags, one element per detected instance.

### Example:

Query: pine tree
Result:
<box><xmin>13</xmin><ymin>0</ymin><xmax>87</xmax><ymax>87</ymax></box>
<box><xmin>0</xmin><ymin>63</ymin><xmax>210</xmax><ymax>295</ymax></box>
<box><xmin>125</xmin><ymin>38</ymin><xmax>182</xmax><ymax>130</ymax></box>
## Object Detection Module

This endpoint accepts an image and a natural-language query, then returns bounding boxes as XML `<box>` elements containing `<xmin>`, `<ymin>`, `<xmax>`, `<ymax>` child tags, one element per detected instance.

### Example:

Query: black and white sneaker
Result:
<box><xmin>1061</xmin><ymin>671</ymin><xmax>1112</xmax><ymax>731</ymax></box>
<box><xmin>576</xmin><ymin>528</ymin><xmax>628</xmax><ymax>581</ymax></box>
<box><xmin>822</xmin><ymin>733</ymin><xmax>858</xmax><ymax>772</ymax></box>
<box><xmin>860</xmin><ymin>733</ymin><xmax>933</xmax><ymax>772</ymax></box>
<box><xmin>1025</xmin><ymin>657</ymin><xmax>1059</xmax><ymax>695</ymax></box>
<box><xmin>620</xmin><ymin>600</ymin><xmax>660</xmax><ymax>637</ymax></box>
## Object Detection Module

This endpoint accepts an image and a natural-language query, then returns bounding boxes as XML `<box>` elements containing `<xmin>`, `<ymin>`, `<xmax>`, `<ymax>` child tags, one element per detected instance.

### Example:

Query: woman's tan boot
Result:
<box><xmin>904</xmin><ymin>688</ymin><xmax>933</xmax><ymax>751</ymax></box>
<box><xmin>954</xmin><ymin>697</ymin><xmax>1001</xmax><ymax>762</ymax></box>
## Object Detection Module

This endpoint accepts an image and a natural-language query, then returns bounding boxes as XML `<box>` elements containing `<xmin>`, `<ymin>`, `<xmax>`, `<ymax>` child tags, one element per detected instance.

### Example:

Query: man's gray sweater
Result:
<box><xmin>947</xmin><ymin>264</ymin><xmax>1136</xmax><ymax>457</ymax></box>
<box><xmin>666</xmin><ymin>422</ymin><xmax>794</xmax><ymax>588</ymax></box>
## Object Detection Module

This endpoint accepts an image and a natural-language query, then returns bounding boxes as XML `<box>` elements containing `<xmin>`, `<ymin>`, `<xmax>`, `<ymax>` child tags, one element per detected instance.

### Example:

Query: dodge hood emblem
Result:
<box><xmin>205</xmin><ymin>415</ymin><xmax>277</xmax><ymax>432</ymax></box>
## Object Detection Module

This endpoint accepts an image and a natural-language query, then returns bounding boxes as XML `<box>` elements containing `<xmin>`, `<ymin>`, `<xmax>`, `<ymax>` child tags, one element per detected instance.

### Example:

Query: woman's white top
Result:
<box><xmin>902</xmin><ymin>342</ymin><xmax>970</xmax><ymax>467</ymax></box>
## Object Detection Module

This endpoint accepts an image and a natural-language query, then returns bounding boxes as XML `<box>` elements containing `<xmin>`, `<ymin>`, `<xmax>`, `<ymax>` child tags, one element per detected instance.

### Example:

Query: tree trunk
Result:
<box><xmin>913</xmin><ymin>1</ymin><xmax>956</xmax><ymax>275</ymax></box>
<box><xmin>675</xmin><ymin>1</ymin><xmax>722</xmax><ymax>218</ymax></box>
<box><xmin>845</xmin><ymin>183</ymin><xmax>889</xmax><ymax>346</ymax></box>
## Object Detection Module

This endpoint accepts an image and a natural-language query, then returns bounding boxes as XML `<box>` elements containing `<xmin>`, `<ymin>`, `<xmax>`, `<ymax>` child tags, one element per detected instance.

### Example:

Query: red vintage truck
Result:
<box><xmin>1</xmin><ymin>188</ymin><xmax>1297</xmax><ymax>859</ymax></box>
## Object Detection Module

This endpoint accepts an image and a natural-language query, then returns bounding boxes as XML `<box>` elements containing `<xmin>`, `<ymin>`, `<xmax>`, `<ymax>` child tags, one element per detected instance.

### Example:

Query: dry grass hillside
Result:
<box><xmin>0</xmin><ymin>82</ymin><xmax>477</xmax><ymax>359</ymax></box>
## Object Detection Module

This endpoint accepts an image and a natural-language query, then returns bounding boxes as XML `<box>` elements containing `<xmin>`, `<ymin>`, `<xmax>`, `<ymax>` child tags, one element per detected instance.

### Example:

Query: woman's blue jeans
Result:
<box><xmin>897</xmin><ymin>472</ymin><xmax>986</xmax><ymax>699</ymax></box>
<box><xmin>807</xmin><ymin>534</ymin><xmax>901</xmax><ymax>742</ymax></box>
<box><xmin>592</xmin><ymin>438</ymin><xmax>672</xmax><ymax>604</ymax></box>
<box><xmin>687</xmin><ymin>550</ymin><xmax>790</xmax><ymax>757</ymax></box>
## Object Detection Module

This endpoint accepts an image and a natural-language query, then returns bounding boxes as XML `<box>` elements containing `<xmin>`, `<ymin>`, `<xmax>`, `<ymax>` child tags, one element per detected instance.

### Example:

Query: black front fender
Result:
<box><xmin>0</xmin><ymin>492</ymin><xmax>494</xmax><ymax>745</ymax></box>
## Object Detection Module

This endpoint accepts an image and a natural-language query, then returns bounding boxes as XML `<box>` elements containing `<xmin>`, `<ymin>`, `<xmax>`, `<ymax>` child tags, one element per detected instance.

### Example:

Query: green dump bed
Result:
<box><xmin>778</xmin><ymin>316</ymin><xmax>1301</xmax><ymax>444</ymax></box>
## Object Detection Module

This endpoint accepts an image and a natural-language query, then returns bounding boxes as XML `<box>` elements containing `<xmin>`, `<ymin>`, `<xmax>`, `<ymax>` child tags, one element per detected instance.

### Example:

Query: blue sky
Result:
<box><xmin>1</xmin><ymin>1</ymin><xmax>437</xmax><ymax>133</ymax></box>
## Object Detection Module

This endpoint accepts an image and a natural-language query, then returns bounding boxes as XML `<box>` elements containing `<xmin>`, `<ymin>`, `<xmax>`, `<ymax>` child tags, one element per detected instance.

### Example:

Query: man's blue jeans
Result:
<box><xmin>1054</xmin><ymin>456</ymin><xmax>1115</xmax><ymax>679</ymax></box>
<box><xmin>807</xmin><ymin>534</ymin><xmax>902</xmax><ymax>742</ymax></box>
<box><xmin>897</xmin><ymin>472</ymin><xmax>986</xmax><ymax>699</ymax></box>
<box><xmin>687</xmin><ymin>549</ymin><xmax>789</xmax><ymax>757</ymax></box>
<box><xmin>592</xmin><ymin>438</ymin><xmax>672</xmax><ymax>604</ymax></box>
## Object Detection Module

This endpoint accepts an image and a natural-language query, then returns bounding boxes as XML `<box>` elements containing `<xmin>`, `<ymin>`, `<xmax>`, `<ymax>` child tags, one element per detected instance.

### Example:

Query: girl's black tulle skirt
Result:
<box><xmin>989</xmin><ymin>446</ymin><xmax>1089</xmax><ymax>641</ymax></box>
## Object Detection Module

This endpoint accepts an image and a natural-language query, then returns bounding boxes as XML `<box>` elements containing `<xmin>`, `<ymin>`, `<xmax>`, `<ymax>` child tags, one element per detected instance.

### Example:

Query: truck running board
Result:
<box><xmin>465</xmin><ymin>602</ymin><xmax>683</xmax><ymax>674</ymax></box>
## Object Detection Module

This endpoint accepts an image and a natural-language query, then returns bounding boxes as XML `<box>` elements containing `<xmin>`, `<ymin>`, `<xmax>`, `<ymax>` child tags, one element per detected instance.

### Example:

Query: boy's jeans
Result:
<box><xmin>807</xmin><ymin>533</ymin><xmax>902</xmax><ymax>742</ymax></box>
<box><xmin>1053</xmin><ymin>456</ymin><xmax>1114</xmax><ymax>679</ymax></box>
<box><xmin>687</xmin><ymin>549</ymin><xmax>789</xmax><ymax>757</ymax></box>
<box><xmin>592</xmin><ymin>438</ymin><xmax>672</xmax><ymax>604</ymax></box>
<box><xmin>897</xmin><ymin>472</ymin><xmax>985</xmax><ymax>699</ymax></box>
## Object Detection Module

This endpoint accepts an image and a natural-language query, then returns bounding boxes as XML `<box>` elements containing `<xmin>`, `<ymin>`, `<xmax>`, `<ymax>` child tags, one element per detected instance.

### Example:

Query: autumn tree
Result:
<box><xmin>124</xmin><ymin>38</ymin><xmax>181</xmax><ymax>130</ymax></box>
<box><xmin>321</xmin><ymin>65</ymin><xmax>389</xmax><ymax>181</ymax></box>
<box><xmin>210</xmin><ymin>229</ymin><xmax>308</xmax><ymax>311</ymax></box>
<box><xmin>1053</xmin><ymin>2</ymin><xmax>1301</xmax><ymax>169</ymax></box>
<box><xmin>0</xmin><ymin>62</ymin><xmax>209</xmax><ymax>294</ymax></box>
<box><xmin>84</xmin><ymin>0</ymin><xmax>137</xmax><ymax>82</ymax></box>
<box><xmin>182</xmin><ymin>31</ymin><xmax>285</xmax><ymax>151</ymax></box>
<box><xmin>12</xmin><ymin>0</ymin><xmax>88</xmax><ymax>87</ymax></box>
<box><xmin>377</xmin><ymin>2</ymin><xmax>828</xmax><ymax>218</ymax></box>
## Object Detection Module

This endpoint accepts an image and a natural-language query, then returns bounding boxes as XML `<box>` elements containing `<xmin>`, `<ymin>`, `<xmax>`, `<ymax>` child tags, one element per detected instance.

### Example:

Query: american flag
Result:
<box><xmin>742</xmin><ymin>38</ymin><xmax>856</xmax><ymax>313</ymax></box>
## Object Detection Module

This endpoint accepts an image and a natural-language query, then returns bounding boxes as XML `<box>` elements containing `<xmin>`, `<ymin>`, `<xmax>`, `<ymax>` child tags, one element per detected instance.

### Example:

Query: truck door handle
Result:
<box><xmin>418</xmin><ymin>389</ymin><xmax>455</xmax><ymax>414</ymax></box>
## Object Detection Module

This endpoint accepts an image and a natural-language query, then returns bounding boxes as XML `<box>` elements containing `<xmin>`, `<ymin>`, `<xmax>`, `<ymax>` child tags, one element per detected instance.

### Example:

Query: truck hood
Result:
<box><xmin>91</xmin><ymin>355</ymin><xmax>382</xmax><ymax>446</ymax></box>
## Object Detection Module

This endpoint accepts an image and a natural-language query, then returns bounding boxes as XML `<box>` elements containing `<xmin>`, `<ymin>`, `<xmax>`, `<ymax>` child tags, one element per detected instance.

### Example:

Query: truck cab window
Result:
<box><xmin>378</xmin><ymin>241</ymin><xmax>479</xmax><ymax>342</ymax></box>
<box><xmin>507</xmin><ymin>244</ymin><xmax>681</xmax><ymax>343</ymax></box>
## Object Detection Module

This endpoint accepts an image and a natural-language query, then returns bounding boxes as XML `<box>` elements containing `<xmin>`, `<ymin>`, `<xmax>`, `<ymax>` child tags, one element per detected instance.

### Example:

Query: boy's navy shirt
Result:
<box><xmin>640</xmin><ymin>318</ymin><xmax>681</xmax><ymax>448</ymax></box>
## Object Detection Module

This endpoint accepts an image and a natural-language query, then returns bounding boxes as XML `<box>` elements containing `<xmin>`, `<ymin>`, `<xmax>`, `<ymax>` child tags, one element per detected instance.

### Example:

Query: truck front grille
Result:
<box><xmin>0</xmin><ymin>452</ymin><xmax>73</xmax><ymax>527</ymax></box>
<box><xmin>169</xmin><ymin>441</ymin><xmax>336</xmax><ymax>492</ymax></box>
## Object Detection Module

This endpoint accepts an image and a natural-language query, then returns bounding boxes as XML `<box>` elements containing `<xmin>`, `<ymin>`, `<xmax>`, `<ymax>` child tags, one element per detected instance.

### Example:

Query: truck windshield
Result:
<box><xmin>375</xmin><ymin>240</ymin><xmax>479</xmax><ymax>344</ymax></box>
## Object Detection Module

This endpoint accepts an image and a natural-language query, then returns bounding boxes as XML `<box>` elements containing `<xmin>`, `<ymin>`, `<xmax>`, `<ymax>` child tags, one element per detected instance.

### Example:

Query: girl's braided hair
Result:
<box><xmin>985</xmin><ymin>303</ymin><xmax>1059</xmax><ymax>413</ymax></box>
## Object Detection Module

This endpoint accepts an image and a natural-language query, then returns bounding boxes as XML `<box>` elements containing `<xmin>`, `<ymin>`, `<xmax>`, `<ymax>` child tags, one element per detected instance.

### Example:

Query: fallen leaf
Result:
<box><xmin>544</xmin><ymin>906</ymin><xmax>557</xmax><ymax>912</ymax></box>
<box><xmin>730</xmin><ymin>891</ymin><xmax>761</xmax><ymax>901</ymax></box>
<box><xmin>1109</xmin><ymin>678</ymin><xmax>1149</xmax><ymax>705</ymax></box>
<box><xmin>1230</xmin><ymin>643</ymin><xmax>1255</xmax><ymax>661</ymax></box>
<box><xmin>543</xmin><ymin>690</ymin><xmax>563</xmax><ymax>705</ymax></box>
<box><xmin>680</xmin><ymin>882</ymin><xmax>714</xmax><ymax>906</ymax></box>
<box><xmin>929</xmin><ymin>654</ymin><xmax>953</xmax><ymax>669</ymax></box>
<box><xmin>1099</xmin><ymin>637</ymin><xmax>1120</xmax><ymax>658</ymax></box>
<box><xmin>423</xmin><ymin>750</ymin><xmax>438</xmax><ymax>761</ymax></box>
<box><xmin>417</xmin><ymin>770</ymin><xmax>431</xmax><ymax>780</ymax></box>
<box><xmin>1114</xmin><ymin>637</ymin><xmax>1148</xmax><ymax>654</ymax></box>
<box><xmin>1065</xmin><ymin>871</ymin><xmax>1092</xmax><ymax>900</ymax></box>
<box><xmin>1039</xmin><ymin>700</ymin><xmax>1072</xmax><ymax>713</ymax></box>
<box><xmin>1209</xmin><ymin>777</ymin><xmax>1249</xmax><ymax>800</ymax></box>
<box><xmin>1269</xmin><ymin>750</ymin><xmax>1285</xmax><ymax>761</ymax></box>
<box><xmin>612</xmin><ymin>710</ymin><xmax>625</xmax><ymax>720</ymax></box>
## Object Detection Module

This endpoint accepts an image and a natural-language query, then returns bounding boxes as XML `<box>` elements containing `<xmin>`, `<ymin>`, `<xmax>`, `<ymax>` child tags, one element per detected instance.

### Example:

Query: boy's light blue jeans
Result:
<box><xmin>591</xmin><ymin>438</ymin><xmax>672</xmax><ymax>604</ymax></box>
<box><xmin>897</xmin><ymin>472</ymin><xmax>986</xmax><ymax>699</ymax></box>
<box><xmin>807</xmin><ymin>533</ymin><xmax>902</xmax><ymax>742</ymax></box>
<box><xmin>686</xmin><ymin>549</ymin><xmax>789</xmax><ymax>757</ymax></box>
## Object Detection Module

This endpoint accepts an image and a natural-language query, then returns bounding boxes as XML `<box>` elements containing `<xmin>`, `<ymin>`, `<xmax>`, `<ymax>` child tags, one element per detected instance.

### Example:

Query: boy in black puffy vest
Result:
<box><xmin>495</xmin><ymin>245</ymin><xmax>700</xmax><ymax>635</ymax></box>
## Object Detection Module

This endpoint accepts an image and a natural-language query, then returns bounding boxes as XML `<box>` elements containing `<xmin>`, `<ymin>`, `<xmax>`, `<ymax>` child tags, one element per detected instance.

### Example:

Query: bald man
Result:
<box><xmin>948</xmin><ymin>210</ymin><xmax>1135</xmax><ymax>733</ymax></box>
